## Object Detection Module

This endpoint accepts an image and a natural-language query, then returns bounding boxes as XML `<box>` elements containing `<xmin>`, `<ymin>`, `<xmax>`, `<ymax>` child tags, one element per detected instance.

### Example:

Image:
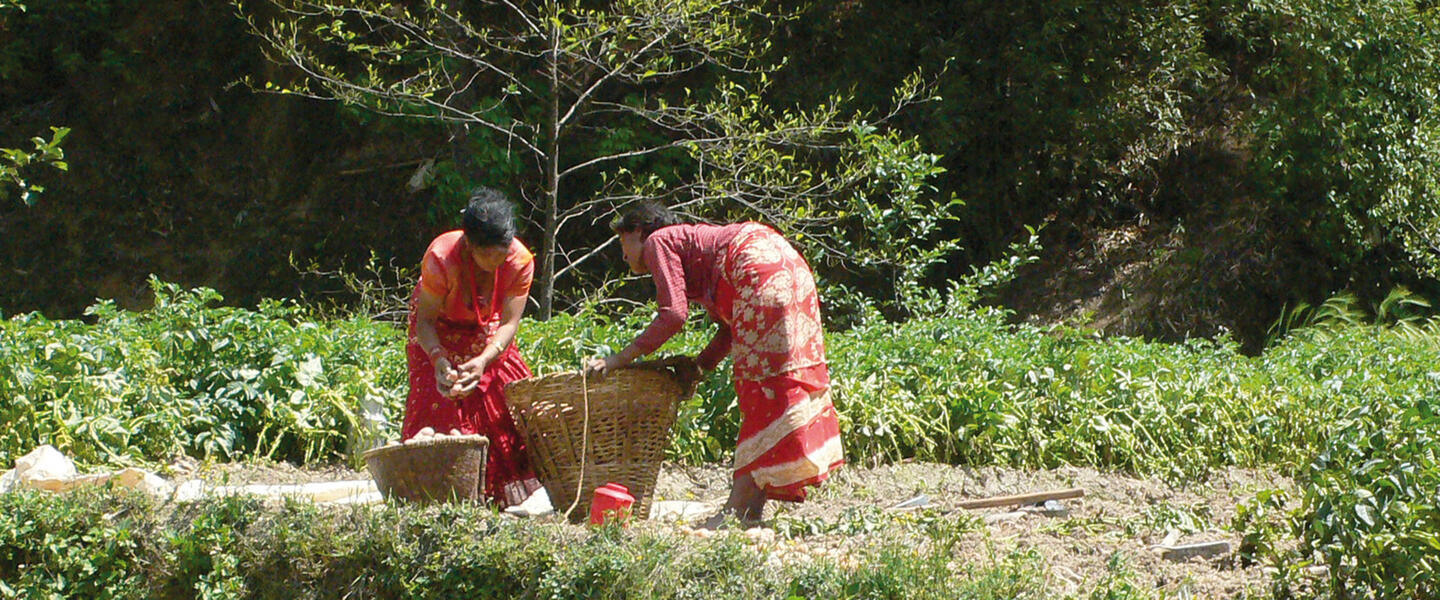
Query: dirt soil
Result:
<box><xmin>653</xmin><ymin>462</ymin><xmax>1301</xmax><ymax>599</ymax></box>
<box><xmin>181</xmin><ymin>459</ymin><xmax>1302</xmax><ymax>598</ymax></box>
<box><xmin>180</xmin><ymin>457</ymin><xmax>368</xmax><ymax>486</ymax></box>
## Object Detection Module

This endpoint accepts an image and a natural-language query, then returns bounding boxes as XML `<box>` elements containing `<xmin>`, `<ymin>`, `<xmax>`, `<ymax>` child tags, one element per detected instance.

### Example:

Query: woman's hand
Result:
<box><xmin>433</xmin><ymin>356</ymin><xmax>462</xmax><ymax>398</ymax></box>
<box><xmin>671</xmin><ymin>356</ymin><xmax>704</xmax><ymax>391</ymax></box>
<box><xmin>584</xmin><ymin>354</ymin><xmax>627</xmax><ymax>379</ymax></box>
<box><xmin>450</xmin><ymin>353</ymin><xmax>492</xmax><ymax>397</ymax></box>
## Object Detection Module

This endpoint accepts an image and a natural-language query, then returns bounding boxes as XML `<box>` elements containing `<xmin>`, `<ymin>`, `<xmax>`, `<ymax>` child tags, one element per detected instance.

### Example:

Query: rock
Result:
<box><xmin>1159</xmin><ymin>540</ymin><xmax>1232</xmax><ymax>561</ymax></box>
<box><xmin>1021</xmin><ymin>499</ymin><xmax>1068</xmax><ymax>517</ymax></box>
<box><xmin>504</xmin><ymin>488</ymin><xmax>555</xmax><ymax>517</ymax></box>
<box><xmin>650</xmin><ymin>500</ymin><xmax>712</xmax><ymax>522</ymax></box>
<box><xmin>172</xmin><ymin>480</ymin><xmax>207</xmax><ymax>502</ymax></box>
<box><xmin>82</xmin><ymin>467</ymin><xmax>175</xmax><ymax>496</ymax></box>
<box><xmin>744</xmin><ymin>527</ymin><xmax>776</xmax><ymax>544</ymax></box>
<box><xmin>889</xmin><ymin>494</ymin><xmax>931</xmax><ymax>511</ymax></box>
<box><xmin>11</xmin><ymin>445</ymin><xmax>77</xmax><ymax>491</ymax></box>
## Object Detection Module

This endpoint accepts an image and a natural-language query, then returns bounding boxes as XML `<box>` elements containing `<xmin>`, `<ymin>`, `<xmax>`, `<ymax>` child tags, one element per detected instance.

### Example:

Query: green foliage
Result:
<box><xmin>777</xmin><ymin>0</ymin><xmax>1440</xmax><ymax>312</ymax></box>
<box><xmin>1241</xmin><ymin>0</ymin><xmax>1440</xmax><ymax>276</ymax></box>
<box><xmin>1227</xmin><ymin>322</ymin><xmax>1440</xmax><ymax>599</ymax></box>
<box><xmin>1</xmin><ymin>126</ymin><xmax>68</xmax><ymax>206</ymax></box>
<box><xmin>0</xmin><ymin>278</ymin><xmax>403</xmax><ymax>468</ymax></box>
<box><xmin>9</xmin><ymin>281</ymin><xmax>1440</xmax><ymax>596</ymax></box>
<box><xmin>0</xmin><ymin>489</ymin><xmax>1157</xmax><ymax>599</ymax></box>
<box><xmin>0</xmin><ymin>488</ymin><xmax>153</xmax><ymax>599</ymax></box>
<box><xmin>1269</xmin><ymin>286</ymin><xmax>1434</xmax><ymax>345</ymax></box>
<box><xmin>668</xmin><ymin>75</ymin><xmax>963</xmax><ymax>319</ymax></box>
<box><xmin>1294</xmin><ymin>400</ymin><xmax>1440</xmax><ymax>598</ymax></box>
<box><xmin>9</xmin><ymin>278</ymin><xmax>1440</xmax><ymax>483</ymax></box>
<box><xmin>240</xmin><ymin>0</ymin><xmax>958</xmax><ymax>320</ymax></box>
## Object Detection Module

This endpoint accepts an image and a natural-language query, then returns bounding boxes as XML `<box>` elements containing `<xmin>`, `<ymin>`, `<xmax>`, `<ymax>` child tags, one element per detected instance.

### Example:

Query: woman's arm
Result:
<box><xmin>587</xmin><ymin>239</ymin><xmax>689</xmax><ymax>375</ymax></box>
<box><xmin>414</xmin><ymin>288</ymin><xmax>460</xmax><ymax>396</ymax></box>
<box><xmin>453</xmin><ymin>292</ymin><xmax>527</xmax><ymax>393</ymax></box>
<box><xmin>414</xmin><ymin>288</ymin><xmax>446</xmax><ymax>361</ymax></box>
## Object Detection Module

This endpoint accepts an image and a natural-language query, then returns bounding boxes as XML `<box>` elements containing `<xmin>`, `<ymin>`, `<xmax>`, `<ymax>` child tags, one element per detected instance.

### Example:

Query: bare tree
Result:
<box><xmin>240</xmin><ymin>0</ymin><xmax>953</xmax><ymax>317</ymax></box>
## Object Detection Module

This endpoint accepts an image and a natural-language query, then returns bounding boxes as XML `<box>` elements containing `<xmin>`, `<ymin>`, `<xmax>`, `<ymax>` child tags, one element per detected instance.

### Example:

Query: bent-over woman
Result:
<box><xmin>404</xmin><ymin>188</ymin><xmax>542</xmax><ymax>507</ymax></box>
<box><xmin>586</xmin><ymin>202</ymin><xmax>843</xmax><ymax>526</ymax></box>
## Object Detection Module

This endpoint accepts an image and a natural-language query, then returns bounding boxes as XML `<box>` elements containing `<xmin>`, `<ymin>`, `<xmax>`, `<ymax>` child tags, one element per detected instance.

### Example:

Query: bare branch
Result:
<box><xmin>558</xmin><ymin>137</ymin><xmax>721</xmax><ymax>179</ymax></box>
<box><xmin>553</xmin><ymin>236</ymin><xmax>618</xmax><ymax>281</ymax></box>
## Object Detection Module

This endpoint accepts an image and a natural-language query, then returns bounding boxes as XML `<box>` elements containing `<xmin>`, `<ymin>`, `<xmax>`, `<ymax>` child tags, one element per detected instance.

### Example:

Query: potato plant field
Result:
<box><xmin>4</xmin><ymin>280</ymin><xmax>1440</xmax><ymax>598</ymax></box>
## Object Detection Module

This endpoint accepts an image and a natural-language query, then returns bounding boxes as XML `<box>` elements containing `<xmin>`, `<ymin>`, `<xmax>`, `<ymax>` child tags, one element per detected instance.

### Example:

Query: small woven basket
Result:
<box><xmin>505</xmin><ymin>361</ymin><xmax>692</xmax><ymax>522</ymax></box>
<box><xmin>362</xmin><ymin>434</ymin><xmax>489</xmax><ymax>504</ymax></box>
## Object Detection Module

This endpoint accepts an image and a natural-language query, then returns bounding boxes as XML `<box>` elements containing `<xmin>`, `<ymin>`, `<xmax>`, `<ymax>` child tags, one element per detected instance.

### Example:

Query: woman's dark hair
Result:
<box><xmin>461</xmin><ymin>187</ymin><xmax>516</xmax><ymax>247</ymax></box>
<box><xmin>610</xmin><ymin>201</ymin><xmax>683</xmax><ymax>239</ymax></box>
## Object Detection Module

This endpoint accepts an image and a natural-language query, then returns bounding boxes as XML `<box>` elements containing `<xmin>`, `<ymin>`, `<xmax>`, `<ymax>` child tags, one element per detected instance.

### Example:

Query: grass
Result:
<box><xmin>0</xmin><ymin>487</ymin><xmax>1172</xmax><ymax>600</ymax></box>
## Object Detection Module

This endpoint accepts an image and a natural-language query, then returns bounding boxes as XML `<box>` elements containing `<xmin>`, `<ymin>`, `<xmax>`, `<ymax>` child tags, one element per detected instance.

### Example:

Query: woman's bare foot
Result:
<box><xmin>697</xmin><ymin>508</ymin><xmax>762</xmax><ymax>531</ymax></box>
<box><xmin>696</xmin><ymin>473</ymin><xmax>767</xmax><ymax>530</ymax></box>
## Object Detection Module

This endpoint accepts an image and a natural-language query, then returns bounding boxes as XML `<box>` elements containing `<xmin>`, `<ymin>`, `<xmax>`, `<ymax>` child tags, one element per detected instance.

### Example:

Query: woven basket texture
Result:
<box><xmin>363</xmin><ymin>434</ymin><xmax>489</xmax><ymax>504</ymax></box>
<box><xmin>505</xmin><ymin>366</ymin><xmax>686</xmax><ymax>522</ymax></box>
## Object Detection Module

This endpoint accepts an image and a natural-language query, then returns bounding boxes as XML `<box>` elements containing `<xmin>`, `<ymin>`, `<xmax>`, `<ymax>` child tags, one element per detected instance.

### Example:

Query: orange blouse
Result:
<box><xmin>416</xmin><ymin>231</ymin><xmax>534</xmax><ymax>326</ymax></box>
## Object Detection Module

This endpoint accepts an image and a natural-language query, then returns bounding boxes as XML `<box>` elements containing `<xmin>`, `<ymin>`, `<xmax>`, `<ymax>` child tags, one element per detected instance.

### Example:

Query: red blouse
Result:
<box><xmin>416</xmin><ymin>231</ymin><xmax>534</xmax><ymax>325</ymax></box>
<box><xmin>628</xmin><ymin>223</ymin><xmax>747</xmax><ymax>368</ymax></box>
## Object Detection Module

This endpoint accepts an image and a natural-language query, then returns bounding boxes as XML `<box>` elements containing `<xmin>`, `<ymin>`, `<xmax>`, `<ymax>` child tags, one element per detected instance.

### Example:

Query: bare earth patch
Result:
<box><xmin>655</xmin><ymin>462</ymin><xmax>1300</xmax><ymax>599</ymax></box>
<box><xmin>175</xmin><ymin>459</ymin><xmax>1302</xmax><ymax>598</ymax></box>
<box><xmin>182</xmin><ymin>458</ymin><xmax>367</xmax><ymax>487</ymax></box>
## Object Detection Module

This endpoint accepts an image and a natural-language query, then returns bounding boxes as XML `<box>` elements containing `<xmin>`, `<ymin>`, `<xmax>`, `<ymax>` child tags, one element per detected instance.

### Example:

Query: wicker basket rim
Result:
<box><xmin>362</xmin><ymin>434</ymin><xmax>489</xmax><ymax>461</ymax></box>
<box><xmin>505</xmin><ymin>365</ymin><xmax>679</xmax><ymax>390</ymax></box>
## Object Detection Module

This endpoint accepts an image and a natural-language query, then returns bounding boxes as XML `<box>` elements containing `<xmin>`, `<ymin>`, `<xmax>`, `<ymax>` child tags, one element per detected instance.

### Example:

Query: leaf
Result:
<box><xmin>1356</xmin><ymin>503</ymin><xmax>1376</xmax><ymax>528</ymax></box>
<box><xmin>296</xmin><ymin>355</ymin><xmax>324</xmax><ymax>387</ymax></box>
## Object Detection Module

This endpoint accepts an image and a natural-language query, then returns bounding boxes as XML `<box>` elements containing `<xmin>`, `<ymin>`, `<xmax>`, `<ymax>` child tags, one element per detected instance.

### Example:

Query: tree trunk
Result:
<box><xmin>535</xmin><ymin>9</ymin><xmax>562</xmax><ymax>321</ymax></box>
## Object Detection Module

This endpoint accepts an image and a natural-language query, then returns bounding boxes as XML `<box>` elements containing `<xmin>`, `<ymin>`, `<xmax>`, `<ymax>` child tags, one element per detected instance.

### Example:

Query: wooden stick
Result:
<box><xmin>955</xmin><ymin>487</ymin><xmax>1085</xmax><ymax>510</ymax></box>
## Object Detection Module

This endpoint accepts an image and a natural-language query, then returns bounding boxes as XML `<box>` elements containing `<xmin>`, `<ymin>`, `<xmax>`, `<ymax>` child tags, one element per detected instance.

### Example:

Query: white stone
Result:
<box><xmin>650</xmin><ymin>500</ymin><xmax>713</xmax><ymax>522</ymax></box>
<box><xmin>13</xmin><ymin>445</ymin><xmax>77</xmax><ymax>491</ymax></box>
<box><xmin>504</xmin><ymin>487</ymin><xmax>555</xmax><ymax>517</ymax></box>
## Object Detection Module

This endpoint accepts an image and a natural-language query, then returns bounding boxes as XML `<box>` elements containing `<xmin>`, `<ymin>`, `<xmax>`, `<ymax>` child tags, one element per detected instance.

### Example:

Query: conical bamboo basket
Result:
<box><xmin>505</xmin><ymin>361</ymin><xmax>692</xmax><ymax>522</ymax></box>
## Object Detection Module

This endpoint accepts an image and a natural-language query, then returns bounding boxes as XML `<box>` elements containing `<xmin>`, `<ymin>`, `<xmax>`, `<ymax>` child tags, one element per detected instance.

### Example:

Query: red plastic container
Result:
<box><xmin>589</xmin><ymin>483</ymin><xmax>635</xmax><ymax>526</ymax></box>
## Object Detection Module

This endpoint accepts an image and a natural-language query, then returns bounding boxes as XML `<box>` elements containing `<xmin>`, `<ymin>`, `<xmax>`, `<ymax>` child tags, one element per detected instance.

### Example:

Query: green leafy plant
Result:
<box><xmin>1</xmin><ymin>126</ymin><xmax>68</xmax><ymax>206</ymax></box>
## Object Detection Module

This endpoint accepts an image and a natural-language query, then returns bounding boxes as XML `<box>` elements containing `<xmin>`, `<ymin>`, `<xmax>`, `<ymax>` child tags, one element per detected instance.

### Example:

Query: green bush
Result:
<box><xmin>0</xmin><ymin>278</ymin><xmax>404</xmax><ymax>468</ymax></box>
<box><xmin>0</xmin><ymin>488</ymin><xmax>1102</xmax><ymax>600</ymax></box>
<box><xmin>0</xmin><ymin>488</ymin><xmax>154</xmax><ymax>599</ymax></box>
<box><xmin>9</xmin><ymin>279</ymin><xmax>1440</xmax><ymax>482</ymax></box>
<box><xmin>1292</xmin><ymin>395</ymin><xmax>1440</xmax><ymax>598</ymax></box>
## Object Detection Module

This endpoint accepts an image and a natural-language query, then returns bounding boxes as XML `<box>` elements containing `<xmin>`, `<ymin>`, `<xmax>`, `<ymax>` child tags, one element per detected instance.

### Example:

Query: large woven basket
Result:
<box><xmin>505</xmin><ymin>361</ymin><xmax>692</xmax><ymax>522</ymax></box>
<box><xmin>362</xmin><ymin>434</ymin><xmax>489</xmax><ymax>504</ymax></box>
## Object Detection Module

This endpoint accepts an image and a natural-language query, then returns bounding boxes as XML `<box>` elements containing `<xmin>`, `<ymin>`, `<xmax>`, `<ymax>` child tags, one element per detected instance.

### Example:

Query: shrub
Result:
<box><xmin>1294</xmin><ymin>399</ymin><xmax>1440</xmax><ymax>598</ymax></box>
<box><xmin>0</xmin><ymin>278</ymin><xmax>403</xmax><ymax>468</ymax></box>
<box><xmin>0</xmin><ymin>489</ymin><xmax>1108</xmax><ymax>600</ymax></box>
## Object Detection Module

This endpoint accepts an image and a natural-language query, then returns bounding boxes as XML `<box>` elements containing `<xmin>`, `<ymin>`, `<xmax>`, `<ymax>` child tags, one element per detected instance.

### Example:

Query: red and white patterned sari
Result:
<box><xmin>713</xmin><ymin>224</ymin><xmax>844</xmax><ymax>501</ymax></box>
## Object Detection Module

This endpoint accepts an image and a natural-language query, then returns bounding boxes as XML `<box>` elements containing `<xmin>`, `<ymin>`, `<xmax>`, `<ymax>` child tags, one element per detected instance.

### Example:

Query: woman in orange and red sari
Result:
<box><xmin>586</xmin><ymin>202</ymin><xmax>843</xmax><ymax>527</ymax></box>
<box><xmin>404</xmin><ymin>188</ymin><xmax>542</xmax><ymax>507</ymax></box>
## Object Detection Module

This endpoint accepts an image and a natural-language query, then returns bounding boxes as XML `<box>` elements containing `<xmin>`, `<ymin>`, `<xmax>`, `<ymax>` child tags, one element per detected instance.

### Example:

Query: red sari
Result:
<box><xmin>403</xmin><ymin>231</ymin><xmax>541</xmax><ymax>506</ymax></box>
<box><xmin>712</xmin><ymin>224</ymin><xmax>843</xmax><ymax>501</ymax></box>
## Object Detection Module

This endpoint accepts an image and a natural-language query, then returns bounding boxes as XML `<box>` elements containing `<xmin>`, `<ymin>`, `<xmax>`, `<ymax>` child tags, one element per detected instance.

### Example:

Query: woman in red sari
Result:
<box><xmin>587</xmin><ymin>202</ymin><xmax>843</xmax><ymax>527</ymax></box>
<box><xmin>404</xmin><ymin>188</ymin><xmax>542</xmax><ymax>507</ymax></box>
